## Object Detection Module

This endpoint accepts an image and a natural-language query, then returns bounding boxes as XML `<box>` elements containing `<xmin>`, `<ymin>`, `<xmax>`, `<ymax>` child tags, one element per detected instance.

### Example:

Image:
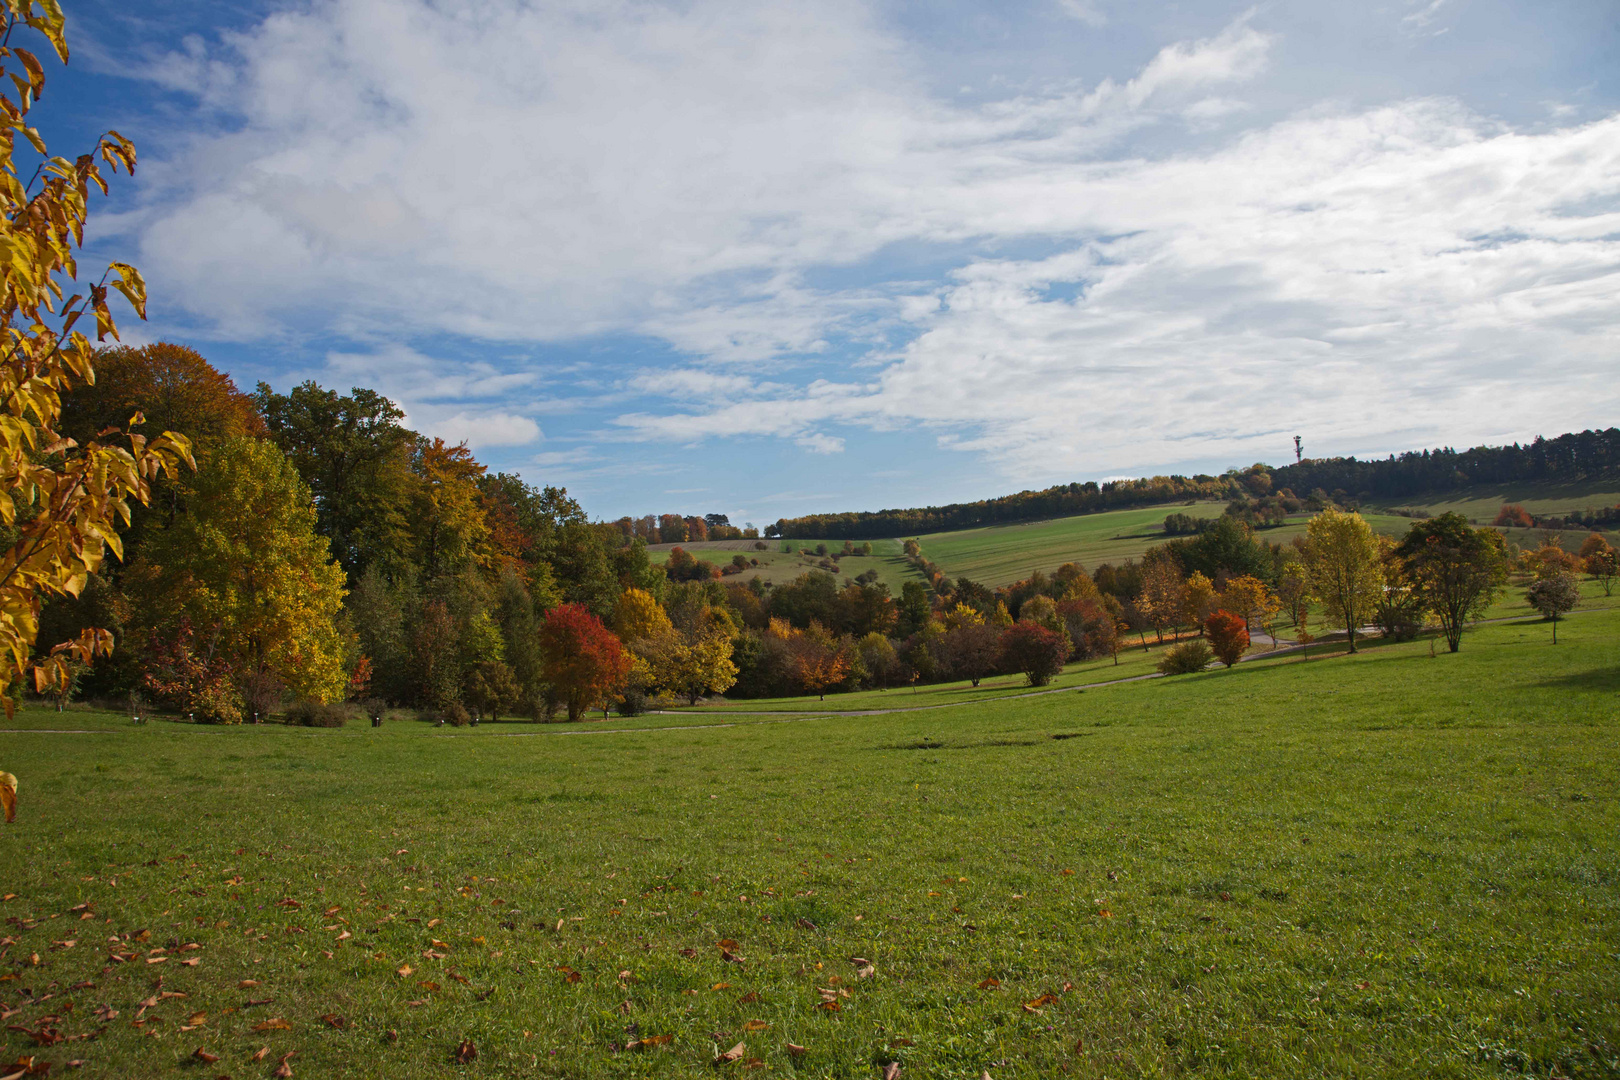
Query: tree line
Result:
<box><xmin>767</xmin><ymin>429</ymin><xmax>1620</xmax><ymax>540</ymax></box>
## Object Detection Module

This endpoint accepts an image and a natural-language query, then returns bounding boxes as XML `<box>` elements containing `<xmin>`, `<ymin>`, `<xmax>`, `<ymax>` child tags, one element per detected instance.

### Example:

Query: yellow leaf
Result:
<box><xmin>0</xmin><ymin>772</ymin><xmax>16</xmax><ymax>823</ymax></box>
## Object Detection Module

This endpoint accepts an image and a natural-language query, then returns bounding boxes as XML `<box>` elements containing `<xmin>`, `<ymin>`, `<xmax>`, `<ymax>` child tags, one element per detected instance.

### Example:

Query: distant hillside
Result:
<box><xmin>770</xmin><ymin>427</ymin><xmax>1620</xmax><ymax>540</ymax></box>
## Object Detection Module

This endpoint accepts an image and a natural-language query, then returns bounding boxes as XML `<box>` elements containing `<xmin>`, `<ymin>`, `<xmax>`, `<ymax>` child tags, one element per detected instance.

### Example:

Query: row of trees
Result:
<box><xmin>766</xmin><ymin>430</ymin><xmax>1620</xmax><ymax>540</ymax></box>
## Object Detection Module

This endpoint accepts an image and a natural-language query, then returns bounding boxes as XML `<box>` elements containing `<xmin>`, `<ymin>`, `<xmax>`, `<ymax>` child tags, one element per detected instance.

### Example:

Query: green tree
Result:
<box><xmin>255</xmin><ymin>381</ymin><xmax>415</xmax><ymax>577</ymax></box>
<box><xmin>131</xmin><ymin>437</ymin><xmax>349</xmax><ymax>704</ymax></box>
<box><xmin>1525</xmin><ymin>572</ymin><xmax>1580</xmax><ymax>643</ymax></box>
<box><xmin>1391</xmin><ymin>513</ymin><xmax>1507</xmax><ymax>652</ymax></box>
<box><xmin>1303</xmin><ymin>509</ymin><xmax>1384</xmax><ymax>653</ymax></box>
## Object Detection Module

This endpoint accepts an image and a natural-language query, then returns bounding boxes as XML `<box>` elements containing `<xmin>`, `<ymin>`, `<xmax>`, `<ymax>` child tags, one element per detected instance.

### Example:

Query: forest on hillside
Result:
<box><xmin>768</xmin><ymin>428</ymin><xmax>1620</xmax><ymax>539</ymax></box>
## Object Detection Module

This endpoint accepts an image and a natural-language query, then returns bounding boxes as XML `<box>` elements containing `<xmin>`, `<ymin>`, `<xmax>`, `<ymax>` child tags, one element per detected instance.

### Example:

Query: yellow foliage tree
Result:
<box><xmin>0</xmin><ymin>2</ymin><xmax>194</xmax><ymax>814</ymax></box>
<box><xmin>1304</xmin><ymin>508</ymin><xmax>1384</xmax><ymax>653</ymax></box>
<box><xmin>1180</xmin><ymin>571</ymin><xmax>1217</xmax><ymax>630</ymax></box>
<box><xmin>612</xmin><ymin>587</ymin><xmax>673</xmax><ymax>642</ymax></box>
<box><xmin>941</xmin><ymin>602</ymin><xmax>984</xmax><ymax>631</ymax></box>
<box><xmin>1220</xmin><ymin>574</ymin><xmax>1281</xmax><ymax>639</ymax></box>
<box><xmin>130</xmin><ymin>438</ymin><xmax>349</xmax><ymax>706</ymax></box>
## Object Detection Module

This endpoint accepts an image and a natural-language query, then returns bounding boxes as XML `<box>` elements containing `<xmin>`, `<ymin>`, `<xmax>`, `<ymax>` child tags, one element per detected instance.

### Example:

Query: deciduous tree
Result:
<box><xmin>130</xmin><ymin>437</ymin><xmax>349</xmax><ymax>706</ymax></box>
<box><xmin>1390</xmin><ymin>513</ymin><xmax>1507</xmax><ymax>652</ymax></box>
<box><xmin>1203</xmin><ymin>610</ymin><xmax>1249</xmax><ymax>668</ymax></box>
<box><xmin>537</xmin><ymin>603</ymin><xmax>631</xmax><ymax>720</ymax></box>
<box><xmin>1303</xmin><ymin>509</ymin><xmax>1384</xmax><ymax>653</ymax></box>
<box><xmin>1525</xmin><ymin>571</ymin><xmax>1580</xmax><ymax>644</ymax></box>
<box><xmin>0</xmin><ymin>2</ymin><xmax>195</xmax><ymax>741</ymax></box>
<box><xmin>997</xmin><ymin>622</ymin><xmax>1067</xmax><ymax>687</ymax></box>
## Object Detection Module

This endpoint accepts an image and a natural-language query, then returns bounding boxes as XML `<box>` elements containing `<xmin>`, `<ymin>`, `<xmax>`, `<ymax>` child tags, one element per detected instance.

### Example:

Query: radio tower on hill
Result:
<box><xmin>1294</xmin><ymin>435</ymin><xmax>1302</xmax><ymax>463</ymax></box>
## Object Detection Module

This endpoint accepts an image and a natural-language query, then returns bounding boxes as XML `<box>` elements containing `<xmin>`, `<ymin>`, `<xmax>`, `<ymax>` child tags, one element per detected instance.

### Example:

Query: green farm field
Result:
<box><xmin>647</xmin><ymin>539</ymin><xmax>919</xmax><ymax>592</ymax></box>
<box><xmin>909</xmin><ymin>505</ymin><xmax>1424</xmax><ymax>588</ymax></box>
<box><xmin>3</xmin><ymin>610</ymin><xmax>1618</xmax><ymax>1078</ymax></box>
<box><xmin>1364</xmin><ymin>479</ymin><xmax>1620</xmax><ymax>524</ymax></box>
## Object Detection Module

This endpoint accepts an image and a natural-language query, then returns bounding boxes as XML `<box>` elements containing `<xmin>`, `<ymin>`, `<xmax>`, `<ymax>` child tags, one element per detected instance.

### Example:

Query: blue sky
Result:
<box><xmin>36</xmin><ymin>0</ymin><xmax>1620</xmax><ymax>525</ymax></box>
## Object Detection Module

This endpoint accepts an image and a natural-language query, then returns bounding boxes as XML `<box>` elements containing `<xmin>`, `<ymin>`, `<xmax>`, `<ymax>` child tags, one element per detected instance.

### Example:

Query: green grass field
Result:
<box><xmin>909</xmin><ymin>505</ymin><xmax>1423</xmax><ymax>587</ymax></box>
<box><xmin>1364</xmin><ymin>480</ymin><xmax>1620</xmax><ymax>524</ymax></box>
<box><xmin>646</xmin><ymin>540</ymin><xmax>920</xmax><ymax>593</ymax></box>
<box><xmin>3</xmin><ymin>609</ymin><xmax>1617</xmax><ymax>1078</ymax></box>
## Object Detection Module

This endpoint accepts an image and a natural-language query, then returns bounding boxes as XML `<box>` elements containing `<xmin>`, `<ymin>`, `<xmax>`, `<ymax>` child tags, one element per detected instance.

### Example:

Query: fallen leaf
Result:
<box><xmin>851</xmin><ymin>957</ymin><xmax>875</xmax><ymax>979</ymax></box>
<box><xmin>715</xmin><ymin>1041</ymin><xmax>746</xmax><ymax>1065</ymax></box>
<box><xmin>889</xmin><ymin>1038</ymin><xmax>915</xmax><ymax>1048</ymax></box>
<box><xmin>737</xmin><ymin>991</ymin><xmax>760</xmax><ymax>1004</ymax></box>
<box><xmin>275</xmin><ymin>899</ymin><xmax>301</xmax><ymax>909</ymax></box>
<box><xmin>976</xmin><ymin>978</ymin><xmax>1000</xmax><ymax>990</ymax></box>
<box><xmin>712</xmin><ymin>982</ymin><xmax>731</xmax><ymax>991</ymax></box>
<box><xmin>1355</xmin><ymin>981</ymin><xmax>1371</xmax><ymax>990</ymax></box>
<box><xmin>1074</xmin><ymin>1035</ymin><xmax>1085</xmax><ymax>1053</ymax></box>
<box><xmin>1060</xmin><ymin>869</ymin><xmax>1074</xmax><ymax>876</ymax></box>
<box><xmin>785</xmin><ymin>1042</ymin><xmax>807</xmax><ymax>1056</ymax></box>
<box><xmin>626</xmin><ymin>1034</ymin><xmax>672</xmax><ymax>1050</ymax></box>
<box><xmin>191</xmin><ymin>1047</ymin><xmax>219</xmax><ymax>1063</ymax></box>
<box><xmin>1023</xmin><ymin>993</ymin><xmax>1058</xmax><ymax>1012</ymax></box>
<box><xmin>795</xmin><ymin>918</ymin><xmax>816</xmax><ymax>930</ymax></box>
<box><xmin>187</xmin><ymin>1012</ymin><xmax>208</xmax><ymax>1026</ymax></box>
<box><xmin>253</xmin><ymin>1018</ymin><xmax>292</xmax><ymax>1032</ymax></box>
<box><xmin>742</xmin><ymin>1020</ymin><xmax>770</xmax><ymax>1031</ymax></box>
<box><xmin>396</xmin><ymin>964</ymin><xmax>413</xmax><ymax>978</ymax></box>
<box><xmin>239</xmin><ymin>980</ymin><xmax>260</xmax><ymax>989</ymax></box>
<box><xmin>274</xmin><ymin>1064</ymin><xmax>293</xmax><ymax>1079</ymax></box>
<box><xmin>251</xmin><ymin>1046</ymin><xmax>270</xmax><ymax>1061</ymax></box>
<box><xmin>324</xmin><ymin>906</ymin><xmax>341</xmax><ymax>917</ymax></box>
<box><xmin>321</xmin><ymin>1014</ymin><xmax>347</xmax><ymax>1029</ymax></box>
<box><xmin>417</xmin><ymin>981</ymin><xmax>440</xmax><ymax>992</ymax></box>
<box><xmin>717</xmin><ymin>939</ymin><xmax>739</xmax><ymax>951</ymax></box>
<box><xmin>883</xmin><ymin>1064</ymin><xmax>901</xmax><ymax>1080</ymax></box>
<box><xmin>454</xmin><ymin>1039</ymin><xmax>477</xmax><ymax>1064</ymax></box>
<box><xmin>817</xmin><ymin>1000</ymin><xmax>841</xmax><ymax>1012</ymax></box>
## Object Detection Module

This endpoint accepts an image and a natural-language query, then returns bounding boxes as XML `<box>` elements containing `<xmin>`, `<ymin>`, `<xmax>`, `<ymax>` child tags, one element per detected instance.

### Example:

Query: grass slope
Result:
<box><xmin>911</xmin><ymin>505</ymin><xmax>1423</xmax><ymax>587</ymax></box>
<box><xmin>1365</xmin><ymin>479</ymin><xmax>1620</xmax><ymax>523</ymax></box>
<box><xmin>2</xmin><ymin>614</ymin><xmax>1617</xmax><ymax>1077</ymax></box>
<box><xmin>647</xmin><ymin>540</ymin><xmax>920</xmax><ymax>593</ymax></box>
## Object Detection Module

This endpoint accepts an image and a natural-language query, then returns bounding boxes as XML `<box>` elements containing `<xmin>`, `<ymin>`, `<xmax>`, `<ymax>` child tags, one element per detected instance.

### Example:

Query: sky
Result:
<box><xmin>35</xmin><ymin>0</ymin><xmax>1620</xmax><ymax>526</ymax></box>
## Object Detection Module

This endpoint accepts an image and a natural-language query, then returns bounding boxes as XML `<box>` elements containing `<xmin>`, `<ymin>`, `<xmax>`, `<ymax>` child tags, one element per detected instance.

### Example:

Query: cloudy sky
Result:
<box><xmin>43</xmin><ymin>0</ymin><xmax>1620</xmax><ymax>524</ymax></box>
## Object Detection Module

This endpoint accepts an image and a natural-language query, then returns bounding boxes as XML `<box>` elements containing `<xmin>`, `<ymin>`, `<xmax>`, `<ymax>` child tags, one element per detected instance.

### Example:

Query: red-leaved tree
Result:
<box><xmin>997</xmin><ymin>623</ymin><xmax>1068</xmax><ymax>687</ymax></box>
<box><xmin>1203</xmin><ymin>610</ymin><xmax>1250</xmax><ymax>668</ymax></box>
<box><xmin>538</xmin><ymin>603</ymin><xmax>632</xmax><ymax>721</ymax></box>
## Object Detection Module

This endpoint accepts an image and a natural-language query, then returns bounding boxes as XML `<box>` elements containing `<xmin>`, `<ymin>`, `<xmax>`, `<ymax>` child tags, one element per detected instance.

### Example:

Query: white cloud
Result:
<box><xmin>421</xmin><ymin>410</ymin><xmax>541</xmax><ymax>449</ymax></box>
<box><xmin>117</xmin><ymin>0</ymin><xmax>1620</xmax><ymax>486</ymax></box>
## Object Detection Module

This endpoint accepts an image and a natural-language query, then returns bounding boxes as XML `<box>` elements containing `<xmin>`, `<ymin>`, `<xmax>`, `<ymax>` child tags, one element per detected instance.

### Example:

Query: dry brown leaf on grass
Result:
<box><xmin>191</xmin><ymin>1047</ymin><xmax>218</xmax><ymax>1063</ymax></box>
<box><xmin>716</xmin><ymin>939</ymin><xmax>739</xmax><ymax>950</ymax></box>
<box><xmin>817</xmin><ymin>1000</ymin><xmax>841</xmax><ymax>1012</ymax></box>
<box><xmin>396</xmin><ymin>965</ymin><xmax>413</xmax><ymax>978</ymax></box>
<box><xmin>1023</xmin><ymin>993</ymin><xmax>1059</xmax><ymax>1012</ymax></box>
<box><xmin>321</xmin><ymin>1014</ymin><xmax>347</xmax><ymax>1029</ymax></box>
<box><xmin>625</xmin><ymin>1034</ymin><xmax>672</xmax><ymax>1050</ymax></box>
<box><xmin>742</xmin><ymin>1020</ymin><xmax>770</xmax><ymax>1032</ymax></box>
<box><xmin>851</xmin><ymin>957</ymin><xmax>875</xmax><ymax>979</ymax></box>
<box><xmin>252</xmin><ymin>1018</ymin><xmax>291</xmax><ymax>1032</ymax></box>
<box><xmin>736</xmin><ymin>991</ymin><xmax>760</xmax><ymax>1004</ymax></box>
<box><xmin>714</xmin><ymin>1041</ymin><xmax>746</xmax><ymax>1065</ymax></box>
<box><xmin>883</xmin><ymin>1063</ymin><xmax>901</xmax><ymax>1079</ymax></box>
<box><xmin>454</xmin><ymin>1039</ymin><xmax>477</xmax><ymax>1064</ymax></box>
<box><xmin>238</xmin><ymin>979</ymin><xmax>260</xmax><ymax>989</ymax></box>
<box><xmin>785</xmin><ymin>1042</ymin><xmax>807</xmax><ymax>1056</ymax></box>
<box><xmin>0</xmin><ymin>772</ymin><xmax>17</xmax><ymax>824</ymax></box>
<box><xmin>976</xmin><ymin>978</ymin><xmax>1000</xmax><ymax>990</ymax></box>
<box><xmin>1074</xmin><ymin>1036</ymin><xmax>1085</xmax><ymax>1053</ymax></box>
<box><xmin>251</xmin><ymin>1046</ymin><xmax>270</xmax><ymax>1061</ymax></box>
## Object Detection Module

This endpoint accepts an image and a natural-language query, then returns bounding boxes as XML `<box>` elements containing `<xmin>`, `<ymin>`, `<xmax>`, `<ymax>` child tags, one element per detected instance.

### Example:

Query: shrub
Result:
<box><xmin>360</xmin><ymin>697</ymin><xmax>388</xmax><ymax>723</ymax></box>
<box><xmin>615</xmin><ymin>686</ymin><xmax>647</xmax><ymax>716</ymax></box>
<box><xmin>1158</xmin><ymin>639</ymin><xmax>1213</xmax><ymax>675</ymax></box>
<box><xmin>442</xmin><ymin>701</ymin><xmax>471</xmax><ymax>727</ymax></box>
<box><xmin>1203</xmin><ymin>610</ymin><xmax>1249</xmax><ymax>667</ymax></box>
<box><xmin>998</xmin><ymin>622</ymin><xmax>1067</xmax><ymax>686</ymax></box>
<box><xmin>754</xmin><ymin>541</ymin><xmax>768</xmax><ymax>551</ymax></box>
<box><xmin>284</xmin><ymin>700</ymin><xmax>352</xmax><ymax>727</ymax></box>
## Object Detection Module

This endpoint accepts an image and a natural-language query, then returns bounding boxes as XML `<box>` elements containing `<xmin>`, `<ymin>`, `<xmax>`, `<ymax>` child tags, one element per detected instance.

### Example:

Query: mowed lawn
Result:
<box><xmin>911</xmin><ymin>506</ymin><xmax>1423</xmax><ymax>588</ymax></box>
<box><xmin>2</xmin><ymin>615</ymin><xmax>1619</xmax><ymax>1078</ymax></box>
